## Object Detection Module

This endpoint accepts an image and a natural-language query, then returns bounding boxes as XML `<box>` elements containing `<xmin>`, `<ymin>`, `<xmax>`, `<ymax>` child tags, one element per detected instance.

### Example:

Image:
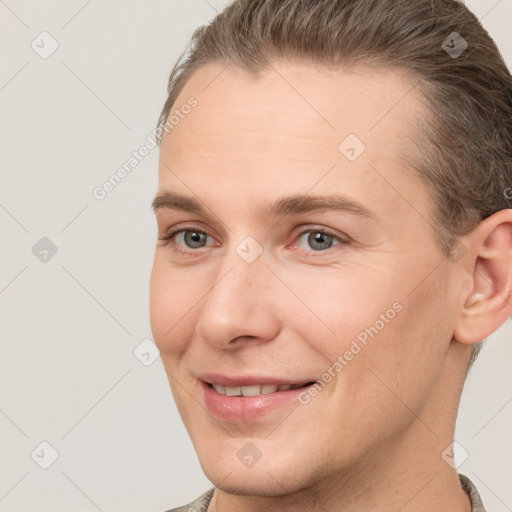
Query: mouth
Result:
<box><xmin>198</xmin><ymin>376</ymin><xmax>319</xmax><ymax>422</ymax></box>
<box><xmin>206</xmin><ymin>381</ymin><xmax>316</xmax><ymax>396</ymax></box>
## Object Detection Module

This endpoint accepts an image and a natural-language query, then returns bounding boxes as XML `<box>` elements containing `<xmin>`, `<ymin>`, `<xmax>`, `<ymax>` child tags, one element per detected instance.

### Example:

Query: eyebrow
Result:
<box><xmin>151</xmin><ymin>191</ymin><xmax>377</xmax><ymax>221</ymax></box>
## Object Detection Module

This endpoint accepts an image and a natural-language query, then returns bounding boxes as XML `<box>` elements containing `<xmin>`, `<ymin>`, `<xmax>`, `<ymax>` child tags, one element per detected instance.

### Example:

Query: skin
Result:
<box><xmin>150</xmin><ymin>62</ymin><xmax>512</xmax><ymax>512</ymax></box>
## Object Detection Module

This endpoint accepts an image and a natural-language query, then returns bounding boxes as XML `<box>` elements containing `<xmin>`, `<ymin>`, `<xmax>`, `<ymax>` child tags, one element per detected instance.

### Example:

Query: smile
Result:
<box><xmin>199</xmin><ymin>378</ymin><xmax>318</xmax><ymax>422</ymax></box>
<box><xmin>209</xmin><ymin>382</ymin><xmax>314</xmax><ymax>396</ymax></box>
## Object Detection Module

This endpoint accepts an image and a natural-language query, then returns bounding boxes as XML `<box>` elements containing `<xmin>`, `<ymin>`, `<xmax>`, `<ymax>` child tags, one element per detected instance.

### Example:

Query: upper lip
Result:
<box><xmin>198</xmin><ymin>373</ymin><xmax>316</xmax><ymax>387</ymax></box>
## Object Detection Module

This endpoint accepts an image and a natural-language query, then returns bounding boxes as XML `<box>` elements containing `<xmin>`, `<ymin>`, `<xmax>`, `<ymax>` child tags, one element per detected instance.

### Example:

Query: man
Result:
<box><xmin>150</xmin><ymin>0</ymin><xmax>512</xmax><ymax>510</ymax></box>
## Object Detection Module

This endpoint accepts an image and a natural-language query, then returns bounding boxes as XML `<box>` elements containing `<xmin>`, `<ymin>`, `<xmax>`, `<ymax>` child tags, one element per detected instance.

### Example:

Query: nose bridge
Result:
<box><xmin>211</xmin><ymin>234</ymin><xmax>267</xmax><ymax>298</ymax></box>
<box><xmin>222</xmin><ymin>233</ymin><xmax>263</xmax><ymax>279</ymax></box>
<box><xmin>195</xmin><ymin>236</ymin><xmax>278</xmax><ymax>348</ymax></box>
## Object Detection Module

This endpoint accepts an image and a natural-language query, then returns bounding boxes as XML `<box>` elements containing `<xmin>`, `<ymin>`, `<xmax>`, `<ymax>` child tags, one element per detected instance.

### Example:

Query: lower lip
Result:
<box><xmin>200</xmin><ymin>380</ymin><xmax>314</xmax><ymax>422</ymax></box>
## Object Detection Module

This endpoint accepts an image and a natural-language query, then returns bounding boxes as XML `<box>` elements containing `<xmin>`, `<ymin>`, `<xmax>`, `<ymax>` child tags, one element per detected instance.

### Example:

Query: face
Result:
<box><xmin>150</xmin><ymin>62</ymin><xmax>458</xmax><ymax>496</ymax></box>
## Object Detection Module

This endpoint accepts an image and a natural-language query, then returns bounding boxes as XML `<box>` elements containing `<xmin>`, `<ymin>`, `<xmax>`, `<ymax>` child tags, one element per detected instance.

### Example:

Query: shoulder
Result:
<box><xmin>160</xmin><ymin>487</ymin><xmax>215</xmax><ymax>512</ymax></box>
<box><xmin>459</xmin><ymin>474</ymin><xmax>487</xmax><ymax>512</ymax></box>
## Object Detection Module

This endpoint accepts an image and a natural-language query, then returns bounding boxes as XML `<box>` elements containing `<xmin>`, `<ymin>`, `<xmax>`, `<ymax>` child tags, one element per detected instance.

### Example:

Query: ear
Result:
<box><xmin>454</xmin><ymin>209</ymin><xmax>512</xmax><ymax>346</ymax></box>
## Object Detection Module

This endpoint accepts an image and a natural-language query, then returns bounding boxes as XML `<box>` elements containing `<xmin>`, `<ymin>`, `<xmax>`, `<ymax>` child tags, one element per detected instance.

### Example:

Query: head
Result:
<box><xmin>150</xmin><ymin>0</ymin><xmax>512</xmax><ymax>499</ymax></box>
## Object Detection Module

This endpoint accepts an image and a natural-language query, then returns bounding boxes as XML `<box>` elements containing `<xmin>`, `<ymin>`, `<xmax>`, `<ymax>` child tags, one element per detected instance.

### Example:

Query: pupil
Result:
<box><xmin>185</xmin><ymin>231</ymin><xmax>206</xmax><ymax>248</ymax></box>
<box><xmin>308</xmin><ymin>232</ymin><xmax>332</xmax><ymax>250</ymax></box>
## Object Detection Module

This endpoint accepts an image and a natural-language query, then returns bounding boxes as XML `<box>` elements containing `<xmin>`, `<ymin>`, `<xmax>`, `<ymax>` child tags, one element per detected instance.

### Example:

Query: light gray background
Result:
<box><xmin>1</xmin><ymin>1</ymin><xmax>511</xmax><ymax>511</ymax></box>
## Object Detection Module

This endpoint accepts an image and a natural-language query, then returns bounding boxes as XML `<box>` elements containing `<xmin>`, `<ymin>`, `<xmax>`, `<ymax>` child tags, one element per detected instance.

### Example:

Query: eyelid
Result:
<box><xmin>158</xmin><ymin>223</ymin><xmax>220</xmax><ymax>250</ymax></box>
<box><xmin>288</xmin><ymin>225</ymin><xmax>350</xmax><ymax>250</ymax></box>
<box><xmin>158</xmin><ymin>221</ymin><xmax>216</xmax><ymax>239</ymax></box>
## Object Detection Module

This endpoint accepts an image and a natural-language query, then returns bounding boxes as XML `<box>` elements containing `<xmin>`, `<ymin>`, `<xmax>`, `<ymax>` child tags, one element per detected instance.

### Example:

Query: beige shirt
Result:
<box><xmin>163</xmin><ymin>474</ymin><xmax>487</xmax><ymax>512</ymax></box>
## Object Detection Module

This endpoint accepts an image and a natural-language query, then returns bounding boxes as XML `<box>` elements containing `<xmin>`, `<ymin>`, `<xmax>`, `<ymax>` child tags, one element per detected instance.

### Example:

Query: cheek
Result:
<box><xmin>149</xmin><ymin>264</ymin><xmax>169</xmax><ymax>345</ymax></box>
<box><xmin>149</xmin><ymin>262</ymin><xmax>200</xmax><ymax>356</ymax></box>
<box><xmin>288</xmin><ymin>263</ymin><xmax>448</xmax><ymax>389</ymax></box>
<box><xmin>344</xmin><ymin>271</ymin><xmax>452</xmax><ymax>416</ymax></box>
<box><xmin>279</xmin><ymin>266</ymin><xmax>400</xmax><ymax>354</ymax></box>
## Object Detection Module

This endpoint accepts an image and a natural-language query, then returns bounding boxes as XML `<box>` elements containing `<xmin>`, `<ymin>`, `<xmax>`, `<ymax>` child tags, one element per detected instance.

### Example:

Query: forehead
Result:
<box><xmin>158</xmin><ymin>62</ymin><xmax>431</xmax><ymax>228</ymax></box>
<box><xmin>162</xmin><ymin>61</ymin><xmax>422</xmax><ymax>159</ymax></box>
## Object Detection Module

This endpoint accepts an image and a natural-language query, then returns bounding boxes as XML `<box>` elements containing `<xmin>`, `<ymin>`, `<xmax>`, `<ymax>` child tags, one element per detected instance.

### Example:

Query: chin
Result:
<box><xmin>206</xmin><ymin>471</ymin><xmax>301</xmax><ymax>497</ymax></box>
<box><xmin>199</xmin><ymin>453</ymin><xmax>318</xmax><ymax>497</ymax></box>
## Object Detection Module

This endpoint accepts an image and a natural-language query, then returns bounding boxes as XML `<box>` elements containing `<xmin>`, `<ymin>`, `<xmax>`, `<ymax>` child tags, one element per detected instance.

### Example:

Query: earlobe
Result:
<box><xmin>453</xmin><ymin>210</ymin><xmax>512</xmax><ymax>346</ymax></box>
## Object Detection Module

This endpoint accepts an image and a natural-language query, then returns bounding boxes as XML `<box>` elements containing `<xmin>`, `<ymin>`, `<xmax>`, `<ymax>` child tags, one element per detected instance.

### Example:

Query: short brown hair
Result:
<box><xmin>157</xmin><ymin>0</ymin><xmax>512</xmax><ymax>366</ymax></box>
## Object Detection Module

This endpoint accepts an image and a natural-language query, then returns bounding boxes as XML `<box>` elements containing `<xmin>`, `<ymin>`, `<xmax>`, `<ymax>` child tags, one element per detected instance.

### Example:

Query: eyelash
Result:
<box><xmin>158</xmin><ymin>225</ymin><xmax>349</xmax><ymax>255</ymax></box>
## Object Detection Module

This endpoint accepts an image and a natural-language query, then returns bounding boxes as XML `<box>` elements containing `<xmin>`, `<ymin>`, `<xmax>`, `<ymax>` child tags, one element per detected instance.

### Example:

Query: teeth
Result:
<box><xmin>212</xmin><ymin>384</ymin><xmax>226</xmax><ymax>394</ymax></box>
<box><xmin>261</xmin><ymin>384</ymin><xmax>278</xmax><ymax>394</ymax></box>
<box><xmin>211</xmin><ymin>383</ymin><xmax>306</xmax><ymax>396</ymax></box>
<box><xmin>241</xmin><ymin>385</ymin><xmax>264</xmax><ymax>396</ymax></box>
<box><xmin>225</xmin><ymin>386</ymin><xmax>241</xmax><ymax>396</ymax></box>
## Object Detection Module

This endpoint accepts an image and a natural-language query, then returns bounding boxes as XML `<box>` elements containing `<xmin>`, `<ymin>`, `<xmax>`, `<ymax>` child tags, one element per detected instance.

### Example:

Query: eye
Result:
<box><xmin>159</xmin><ymin>228</ymin><xmax>217</xmax><ymax>250</ymax></box>
<box><xmin>296</xmin><ymin>230</ymin><xmax>343</xmax><ymax>251</ymax></box>
<box><xmin>178</xmin><ymin>230</ymin><xmax>210</xmax><ymax>249</ymax></box>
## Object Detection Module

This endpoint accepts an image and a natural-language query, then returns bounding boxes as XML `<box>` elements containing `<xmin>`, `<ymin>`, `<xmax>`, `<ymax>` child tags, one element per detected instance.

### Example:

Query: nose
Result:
<box><xmin>194</xmin><ymin>245</ymin><xmax>280</xmax><ymax>350</ymax></box>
